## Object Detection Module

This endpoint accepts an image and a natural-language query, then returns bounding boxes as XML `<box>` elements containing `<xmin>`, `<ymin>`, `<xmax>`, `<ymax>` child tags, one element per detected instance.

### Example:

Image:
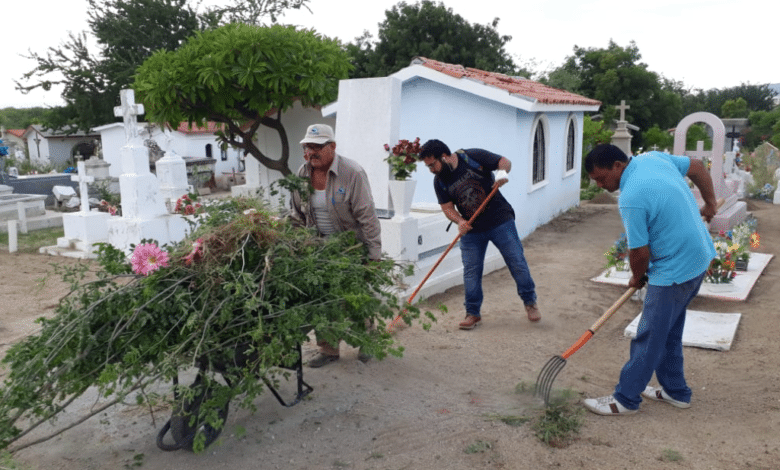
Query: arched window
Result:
<box><xmin>566</xmin><ymin>118</ymin><xmax>576</xmax><ymax>172</ymax></box>
<box><xmin>205</xmin><ymin>144</ymin><xmax>213</xmax><ymax>159</ymax></box>
<box><xmin>532</xmin><ymin>120</ymin><xmax>547</xmax><ymax>184</ymax></box>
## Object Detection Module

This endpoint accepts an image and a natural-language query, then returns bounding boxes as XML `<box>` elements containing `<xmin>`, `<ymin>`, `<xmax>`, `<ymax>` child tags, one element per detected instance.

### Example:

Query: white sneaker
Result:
<box><xmin>582</xmin><ymin>395</ymin><xmax>637</xmax><ymax>416</ymax></box>
<box><xmin>641</xmin><ymin>386</ymin><xmax>691</xmax><ymax>409</ymax></box>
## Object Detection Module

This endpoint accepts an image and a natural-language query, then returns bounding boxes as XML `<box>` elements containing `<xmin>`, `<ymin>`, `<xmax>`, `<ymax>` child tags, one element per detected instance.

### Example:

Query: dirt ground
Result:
<box><xmin>1</xmin><ymin>199</ymin><xmax>779</xmax><ymax>470</ymax></box>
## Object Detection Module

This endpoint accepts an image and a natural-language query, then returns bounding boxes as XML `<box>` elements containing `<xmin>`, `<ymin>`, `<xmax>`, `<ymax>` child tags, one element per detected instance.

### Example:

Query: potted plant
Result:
<box><xmin>384</xmin><ymin>138</ymin><xmax>420</xmax><ymax>220</ymax></box>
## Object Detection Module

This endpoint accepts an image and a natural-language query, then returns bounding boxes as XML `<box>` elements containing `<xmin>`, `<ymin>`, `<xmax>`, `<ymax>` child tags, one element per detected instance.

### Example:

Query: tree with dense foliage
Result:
<box><xmin>641</xmin><ymin>125</ymin><xmax>674</xmax><ymax>152</ymax></box>
<box><xmin>743</xmin><ymin>108</ymin><xmax>780</xmax><ymax>149</ymax></box>
<box><xmin>16</xmin><ymin>0</ymin><xmax>212</xmax><ymax>133</ymax></box>
<box><xmin>721</xmin><ymin>97</ymin><xmax>749</xmax><ymax>118</ymax></box>
<box><xmin>345</xmin><ymin>0</ymin><xmax>525</xmax><ymax>79</ymax></box>
<box><xmin>211</xmin><ymin>0</ymin><xmax>311</xmax><ymax>24</ymax></box>
<box><xmin>0</xmin><ymin>107</ymin><xmax>47</xmax><ymax>129</ymax></box>
<box><xmin>681</xmin><ymin>84</ymin><xmax>776</xmax><ymax>118</ymax></box>
<box><xmin>134</xmin><ymin>23</ymin><xmax>351</xmax><ymax>176</ymax></box>
<box><xmin>552</xmin><ymin>41</ymin><xmax>682</xmax><ymax>144</ymax></box>
<box><xmin>15</xmin><ymin>0</ymin><xmax>312</xmax><ymax>133</ymax></box>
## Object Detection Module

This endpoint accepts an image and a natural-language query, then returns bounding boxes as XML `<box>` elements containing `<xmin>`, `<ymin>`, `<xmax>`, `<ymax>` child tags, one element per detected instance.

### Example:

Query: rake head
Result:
<box><xmin>534</xmin><ymin>355</ymin><xmax>567</xmax><ymax>406</ymax></box>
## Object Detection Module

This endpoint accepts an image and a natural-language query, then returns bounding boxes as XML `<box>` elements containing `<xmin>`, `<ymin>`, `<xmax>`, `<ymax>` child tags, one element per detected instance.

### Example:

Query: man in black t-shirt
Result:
<box><xmin>419</xmin><ymin>139</ymin><xmax>541</xmax><ymax>330</ymax></box>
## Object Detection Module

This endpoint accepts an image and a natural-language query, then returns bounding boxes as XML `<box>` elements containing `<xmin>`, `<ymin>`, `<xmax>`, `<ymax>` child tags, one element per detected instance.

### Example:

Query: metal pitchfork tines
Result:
<box><xmin>534</xmin><ymin>286</ymin><xmax>637</xmax><ymax>405</ymax></box>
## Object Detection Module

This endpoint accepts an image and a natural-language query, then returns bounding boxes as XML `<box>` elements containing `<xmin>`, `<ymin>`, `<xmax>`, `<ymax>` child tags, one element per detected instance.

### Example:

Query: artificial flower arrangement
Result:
<box><xmin>384</xmin><ymin>138</ymin><xmax>420</xmax><ymax>181</ymax></box>
<box><xmin>706</xmin><ymin>220</ymin><xmax>760</xmax><ymax>283</ymax></box>
<box><xmin>174</xmin><ymin>193</ymin><xmax>204</xmax><ymax>215</ymax></box>
<box><xmin>0</xmin><ymin>186</ymin><xmax>433</xmax><ymax>453</ymax></box>
<box><xmin>603</xmin><ymin>232</ymin><xmax>629</xmax><ymax>274</ymax></box>
<box><xmin>99</xmin><ymin>199</ymin><xmax>119</xmax><ymax>216</ymax></box>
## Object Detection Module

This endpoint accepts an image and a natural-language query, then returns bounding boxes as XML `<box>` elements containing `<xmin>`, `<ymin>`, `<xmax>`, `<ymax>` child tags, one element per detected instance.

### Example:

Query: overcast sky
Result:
<box><xmin>2</xmin><ymin>0</ymin><xmax>778</xmax><ymax>110</ymax></box>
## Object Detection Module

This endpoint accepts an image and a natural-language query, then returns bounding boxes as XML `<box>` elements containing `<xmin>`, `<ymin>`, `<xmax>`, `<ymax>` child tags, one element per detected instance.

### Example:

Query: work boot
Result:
<box><xmin>525</xmin><ymin>304</ymin><xmax>541</xmax><ymax>322</ymax></box>
<box><xmin>458</xmin><ymin>314</ymin><xmax>481</xmax><ymax>330</ymax></box>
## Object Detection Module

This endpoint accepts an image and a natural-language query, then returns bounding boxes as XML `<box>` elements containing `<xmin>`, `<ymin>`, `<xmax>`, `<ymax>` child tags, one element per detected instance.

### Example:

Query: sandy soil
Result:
<box><xmin>1</xmin><ymin>199</ymin><xmax>778</xmax><ymax>470</ymax></box>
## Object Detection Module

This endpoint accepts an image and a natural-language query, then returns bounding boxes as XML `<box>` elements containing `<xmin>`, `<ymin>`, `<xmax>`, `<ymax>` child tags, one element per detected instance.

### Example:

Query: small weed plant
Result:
<box><xmin>464</xmin><ymin>439</ymin><xmax>493</xmax><ymax>454</ymax></box>
<box><xmin>532</xmin><ymin>390</ymin><xmax>583</xmax><ymax>448</ymax></box>
<box><xmin>660</xmin><ymin>448</ymin><xmax>684</xmax><ymax>462</ymax></box>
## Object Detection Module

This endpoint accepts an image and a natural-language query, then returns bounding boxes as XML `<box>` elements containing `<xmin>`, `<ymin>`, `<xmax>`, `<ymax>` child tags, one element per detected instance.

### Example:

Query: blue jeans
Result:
<box><xmin>459</xmin><ymin>219</ymin><xmax>536</xmax><ymax>317</ymax></box>
<box><xmin>613</xmin><ymin>271</ymin><xmax>705</xmax><ymax>409</ymax></box>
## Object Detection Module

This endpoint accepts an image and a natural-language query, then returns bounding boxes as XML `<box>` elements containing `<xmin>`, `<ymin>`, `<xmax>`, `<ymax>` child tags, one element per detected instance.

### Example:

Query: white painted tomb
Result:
<box><xmin>52</xmin><ymin>161</ymin><xmax>111</xmax><ymax>257</ymax></box>
<box><xmin>591</xmin><ymin>252</ymin><xmax>773</xmax><ymax>302</ymax></box>
<box><xmin>624</xmin><ymin>310</ymin><xmax>742</xmax><ymax>351</ymax></box>
<box><xmin>106</xmin><ymin>89</ymin><xmax>189</xmax><ymax>254</ymax></box>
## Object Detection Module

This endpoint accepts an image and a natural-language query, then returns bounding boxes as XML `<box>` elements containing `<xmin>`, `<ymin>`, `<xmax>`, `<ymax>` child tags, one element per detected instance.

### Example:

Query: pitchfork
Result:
<box><xmin>534</xmin><ymin>286</ymin><xmax>637</xmax><ymax>405</ymax></box>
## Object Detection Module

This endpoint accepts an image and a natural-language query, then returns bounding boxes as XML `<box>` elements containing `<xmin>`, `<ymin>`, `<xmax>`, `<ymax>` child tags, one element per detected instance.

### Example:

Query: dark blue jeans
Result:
<box><xmin>613</xmin><ymin>271</ymin><xmax>705</xmax><ymax>409</ymax></box>
<box><xmin>459</xmin><ymin>219</ymin><xmax>536</xmax><ymax>317</ymax></box>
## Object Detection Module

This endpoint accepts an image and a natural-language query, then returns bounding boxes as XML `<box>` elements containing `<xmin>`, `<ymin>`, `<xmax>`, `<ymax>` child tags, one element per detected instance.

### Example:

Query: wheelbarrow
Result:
<box><xmin>156</xmin><ymin>341</ymin><xmax>313</xmax><ymax>451</ymax></box>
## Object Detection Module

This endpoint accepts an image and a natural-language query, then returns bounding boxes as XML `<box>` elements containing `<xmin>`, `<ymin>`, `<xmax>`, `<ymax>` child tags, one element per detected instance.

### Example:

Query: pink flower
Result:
<box><xmin>131</xmin><ymin>243</ymin><xmax>170</xmax><ymax>276</ymax></box>
<box><xmin>108</xmin><ymin>206</ymin><xmax>117</xmax><ymax>216</ymax></box>
<box><xmin>183</xmin><ymin>238</ymin><xmax>204</xmax><ymax>266</ymax></box>
<box><xmin>174</xmin><ymin>194</ymin><xmax>192</xmax><ymax>213</ymax></box>
<box><xmin>184</xmin><ymin>204</ymin><xmax>196</xmax><ymax>215</ymax></box>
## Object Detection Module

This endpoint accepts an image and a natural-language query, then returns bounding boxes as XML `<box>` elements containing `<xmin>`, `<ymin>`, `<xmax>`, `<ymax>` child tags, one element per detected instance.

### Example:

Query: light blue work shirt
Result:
<box><xmin>618</xmin><ymin>152</ymin><xmax>717</xmax><ymax>286</ymax></box>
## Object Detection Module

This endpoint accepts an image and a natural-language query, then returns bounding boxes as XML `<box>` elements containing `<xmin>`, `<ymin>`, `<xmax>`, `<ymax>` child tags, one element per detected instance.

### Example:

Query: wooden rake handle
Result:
<box><xmin>558</xmin><ymin>197</ymin><xmax>724</xmax><ymax>359</ymax></box>
<box><xmin>561</xmin><ymin>286</ymin><xmax>636</xmax><ymax>359</ymax></box>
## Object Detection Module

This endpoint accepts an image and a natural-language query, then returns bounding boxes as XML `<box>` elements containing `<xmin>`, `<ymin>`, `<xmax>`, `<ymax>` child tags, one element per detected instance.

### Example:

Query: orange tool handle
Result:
<box><xmin>388</xmin><ymin>183</ymin><xmax>502</xmax><ymax>330</ymax></box>
<box><xmin>561</xmin><ymin>287</ymin><xmax>636</xmax><ymax>359</ymax></box>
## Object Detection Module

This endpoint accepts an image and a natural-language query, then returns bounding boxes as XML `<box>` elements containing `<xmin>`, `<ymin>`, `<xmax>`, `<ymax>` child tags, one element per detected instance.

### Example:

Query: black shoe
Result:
<box><xmin>308</xmin><ymin>353</ymin><xmax>339</xmax><ymax>368</ymax></box>
<box><xmin>357</xmin><ymin>349</ymin><xmax>372</xmax><ymax>363</ymax></box>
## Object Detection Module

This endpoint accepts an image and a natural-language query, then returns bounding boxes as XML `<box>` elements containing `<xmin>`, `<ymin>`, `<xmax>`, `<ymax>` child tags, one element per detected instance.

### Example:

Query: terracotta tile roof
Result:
<box><xmin>411</xmin><ymin>57</ymin><xmax>601</xmax><ymax>107</ymax></box>
<box><xmin>6</xmin><ymin>129</ymin><xmax>25</xmax><ymax>138</ymax></box>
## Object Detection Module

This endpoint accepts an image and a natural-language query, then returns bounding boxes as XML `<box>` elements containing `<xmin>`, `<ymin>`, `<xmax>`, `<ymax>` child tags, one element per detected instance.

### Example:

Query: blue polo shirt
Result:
<box><xmin>618</xmin><ymin>152</ymin><xmax>716</xmax><ymax>286</ymax></box>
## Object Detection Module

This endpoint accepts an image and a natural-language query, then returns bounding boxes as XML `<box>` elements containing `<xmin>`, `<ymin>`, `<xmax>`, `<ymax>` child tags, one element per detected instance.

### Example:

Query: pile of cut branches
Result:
<box><xmin>0</xmin><ymin>197</ymin><xmax>429</xmax><ymax>452</ymax></box>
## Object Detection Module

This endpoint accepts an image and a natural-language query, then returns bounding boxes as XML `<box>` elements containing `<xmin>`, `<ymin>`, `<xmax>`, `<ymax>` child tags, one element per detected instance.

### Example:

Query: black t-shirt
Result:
<box><xmin>433</xmin><ymin>148</ymin><xmax>515</xmax><ymax>232</ymax></box>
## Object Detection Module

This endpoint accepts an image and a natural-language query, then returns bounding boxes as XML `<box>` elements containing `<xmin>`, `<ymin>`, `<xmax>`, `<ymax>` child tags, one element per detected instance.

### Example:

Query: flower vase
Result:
<box><xmin>388</xmin><ymin>179</ymin><xmax>416</xmax><ymax>220</ymax></box>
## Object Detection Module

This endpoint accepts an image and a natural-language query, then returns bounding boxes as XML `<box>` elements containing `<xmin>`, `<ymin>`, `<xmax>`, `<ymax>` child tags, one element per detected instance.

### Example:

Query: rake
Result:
<box><xmin>534</xmin><ymin>198</ymin><xmax>724</xmax><ymax>404</ymax></box>
<box><xmin>534</xmin><ymin>286</ymin><xmax>637</xmax><ymax>405</ymax></box>
<box><xmin>387</xmin><ymin>183</ymin><xmax>501</xmax><ymax>331</ymax></box>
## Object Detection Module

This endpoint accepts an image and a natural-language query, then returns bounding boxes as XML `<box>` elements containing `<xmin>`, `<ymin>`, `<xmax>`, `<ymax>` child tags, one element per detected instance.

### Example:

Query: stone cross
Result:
<box><xmin>71</xmin><ymin>161</ymin><xmax>94</xmax><ymax>213</ymax></box>
<box><xmin>114</xmin><ymin>89</ymin><xmax>145</xmax><ymax>145</ymax></box>
<box><xmin>651</xmin><ymin>144</ymin><xmax>659</xmax><ymax>151</ymax></box>
<box><xmin>688</xmin><ymin>141</ymin><xmax>710</xmax><ymax>161</ymax></box>
<box><xmin>617</xmin><ymin>100</ymin><xmax>630</xmax><ymax>122</ymax></box>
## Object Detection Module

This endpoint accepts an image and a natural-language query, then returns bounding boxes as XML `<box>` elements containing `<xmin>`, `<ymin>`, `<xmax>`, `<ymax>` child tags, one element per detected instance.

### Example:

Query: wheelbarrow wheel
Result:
<box><xmin>157</xmin><ymin>374</ymin><xmax>230</xmax><ymax>452</ymax></box>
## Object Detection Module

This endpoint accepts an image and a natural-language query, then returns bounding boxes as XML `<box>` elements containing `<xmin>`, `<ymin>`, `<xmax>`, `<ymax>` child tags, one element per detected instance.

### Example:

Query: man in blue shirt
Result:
<box><xmin>419</xmin><ymin>139</ymin><xmax>541</xmax><ymax>330</ymax></box>
<box><xmin>583</xmin><ymin>144</ymin><xmax>718</xmax><ymax>416</ymax></box>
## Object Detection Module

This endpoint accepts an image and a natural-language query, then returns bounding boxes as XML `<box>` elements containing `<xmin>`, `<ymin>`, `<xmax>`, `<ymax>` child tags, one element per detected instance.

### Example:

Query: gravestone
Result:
<box><xmin>106</xmin><ymin>89</ymin><xmax>189</xmax><ymax>254</ymax></box>
<box><xmin>55</xmin><ymin>161</ymin><xmax>111</xmax><ymax>257</ymax></box>
<box><xmin>610</xmin><ymin>100</ymin><xmax>633</xmax><ymax>156</ymax></box>
<box><xmin>155</xmin><ymin>130</ymin><xmax>191</xmax><ymax>211</ymax></box>
<box><xmin>672</xmin><ymin>112</ymin><xmax>746</xmax><ymax>232</ymax></box>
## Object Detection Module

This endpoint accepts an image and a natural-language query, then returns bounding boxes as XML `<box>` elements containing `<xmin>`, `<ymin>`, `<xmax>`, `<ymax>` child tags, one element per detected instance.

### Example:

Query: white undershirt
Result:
<box><xmin>312</xmin><ymin>189</ymin><xmax>337</xmax><ymax>235</ymax></box>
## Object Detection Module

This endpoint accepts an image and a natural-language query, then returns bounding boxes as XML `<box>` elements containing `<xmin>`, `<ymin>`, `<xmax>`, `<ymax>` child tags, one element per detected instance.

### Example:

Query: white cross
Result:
<box><xmin>71</xmin><ymin>161</ymin><xmax>95</xmax><ymax>213</ymax></box>
<box><xmin>687</xmin><ymin>141</ymin><xmax>710</xmax><ymax>161</ymax></box>
<box><xmin>114</xmin><ymin>89</ymin><xmax>145</xmax><ymax>145</ymax></box>
<box><xmin>616</xmin><ymin>100</ymin><xmax>630</xmax><ymax>122</ymax></box>
<box><xmin>651</xmin><ymin>144</ymin><xmax>659</xmax><ymax>151</ymax></box>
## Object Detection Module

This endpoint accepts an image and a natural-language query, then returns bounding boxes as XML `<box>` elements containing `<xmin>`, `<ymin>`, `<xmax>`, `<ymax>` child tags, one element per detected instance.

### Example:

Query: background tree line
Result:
<box><xmin>7</xmin><ymin>0</ymin><xmax>779</xmax><ymax>152</ymax></box>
